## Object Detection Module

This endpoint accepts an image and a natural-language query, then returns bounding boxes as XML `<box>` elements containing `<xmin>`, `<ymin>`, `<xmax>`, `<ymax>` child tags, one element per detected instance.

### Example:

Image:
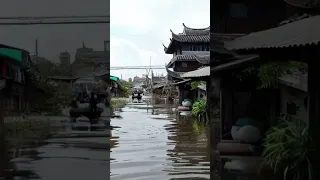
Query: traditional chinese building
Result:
<box><xmin>163</xmin><ymin>23</ymin><xmax>210</xmax><ymax>103</ymax></box>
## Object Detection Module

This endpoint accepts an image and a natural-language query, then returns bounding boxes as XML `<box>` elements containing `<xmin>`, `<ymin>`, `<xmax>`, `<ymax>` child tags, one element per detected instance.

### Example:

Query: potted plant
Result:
<box><xmin>262</xmin><ymin>119</ymin><xmax>314</xmax><ymax>180</ymax></box>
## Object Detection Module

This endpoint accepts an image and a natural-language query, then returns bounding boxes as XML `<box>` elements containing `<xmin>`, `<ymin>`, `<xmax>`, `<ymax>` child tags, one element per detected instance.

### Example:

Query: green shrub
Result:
<box><xmin>262</xmin><ymin>119</ymin><xmax>314</xmax><ymax>180</ymax></box>
<box><xmin>191</xmin><ymin>99</ymin><xmax>206</xmax><ymax>118</ymax></box>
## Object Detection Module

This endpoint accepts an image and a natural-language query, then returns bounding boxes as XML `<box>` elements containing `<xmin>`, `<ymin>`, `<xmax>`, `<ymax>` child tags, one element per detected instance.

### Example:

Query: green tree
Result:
<box><xmin>26</xmin><ymin>57</ymin><xmax>72</xmax><ymax>114</ymax></box>
<box><xmin>119</xmin><ymin>80</ymin><xmax>133</xmax><ymax>97</ymax></box>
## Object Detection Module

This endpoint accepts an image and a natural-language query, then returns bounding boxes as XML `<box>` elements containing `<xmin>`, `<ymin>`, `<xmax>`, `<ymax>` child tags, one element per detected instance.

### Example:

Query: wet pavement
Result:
<box><xmin>110</xmin><ymin>103</ymin><xmax>210</xmax><ymax>180</ymax></box>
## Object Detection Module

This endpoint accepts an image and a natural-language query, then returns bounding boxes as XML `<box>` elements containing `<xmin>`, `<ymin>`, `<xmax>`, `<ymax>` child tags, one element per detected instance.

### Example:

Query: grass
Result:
<box><xmin>4</xmin><ymin>118</ymin><xmax>55</xmax><ymax>150</ymax></box>
<box><xmin>111</xmin><ymin>98</ymin><xmax>128</xmax><ymax>109</ymax></box>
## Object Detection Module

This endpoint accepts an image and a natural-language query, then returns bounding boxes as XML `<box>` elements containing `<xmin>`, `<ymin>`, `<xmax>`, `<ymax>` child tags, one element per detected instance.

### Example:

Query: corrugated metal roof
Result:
<box><xmin>181</xmin><ymin>66</ymin><xmax>210</xmax><ymax>78</ymax></box>
<box><xmin>285</xmin><ymin>0</ymin><xmax>320</xmax><ymax>8</ymax></box>
<box><xmin>210</xmin><ymin>33</ymin><xmax>245</xmax><ymax>46</ymax></box>
<box><xmin>225</xmin><ymin>15</ymin><xmax>320</xmax><ymax>50</ymax></box>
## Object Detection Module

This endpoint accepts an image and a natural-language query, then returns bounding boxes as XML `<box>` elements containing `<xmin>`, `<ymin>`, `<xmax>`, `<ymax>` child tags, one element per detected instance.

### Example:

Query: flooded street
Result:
<box><xmin>5</xmin><ymin>115</ymin><xmax>111</xmax><ymax>180</ymax></box>
<box><xmin>110</xmin><ymin>102</ymin><xmax>210</xmax><ymax>180</ymax></box>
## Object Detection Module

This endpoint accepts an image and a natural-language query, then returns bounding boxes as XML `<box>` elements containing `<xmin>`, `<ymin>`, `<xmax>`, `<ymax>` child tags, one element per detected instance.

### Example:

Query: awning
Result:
<box><xmin>181</xmin><ymin>66</ymin><xmax>210</xmax><ymax>78</ymax></box>
<box><xmin>169</xmin><ymin>79</ymin><xmax>191</xmax><ymax>85</ymax></box>
<box><xmin>110</xmin><ymin>76</ymin><xmax>119</xmax><ymax>82</ymax></box>
<box><xmin>225</xmin><ymin>15</ymin><xmax>320</xmax><ymax>50</ymax></box>
<box><xmin>48</xmin><ymin>76</ymin><xmax>81</xmax><ymax>81</ymax></box>
<box><xmin>211</xmin><ymin>55</ymin><xmax>260</xmax><ymax>72</ymax></box>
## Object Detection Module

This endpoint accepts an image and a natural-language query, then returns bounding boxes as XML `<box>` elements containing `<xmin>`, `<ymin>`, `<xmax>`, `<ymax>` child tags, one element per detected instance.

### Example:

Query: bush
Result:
<box><xmin>262</xmin><ymin>119</ymin><xmax>313</xmax><ymax>180</ymax></box>
<box><xmin>192</xmin><ymin>99</ymin><xmax>206</xmax><ymax>118</ymax></box>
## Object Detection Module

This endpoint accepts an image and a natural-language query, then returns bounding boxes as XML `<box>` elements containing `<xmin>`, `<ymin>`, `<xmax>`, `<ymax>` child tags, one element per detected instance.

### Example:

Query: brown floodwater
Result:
<box><xmin>110</xmin><ymin>103</ymin><xmax>210</xmax><ymax>180</ymax></box>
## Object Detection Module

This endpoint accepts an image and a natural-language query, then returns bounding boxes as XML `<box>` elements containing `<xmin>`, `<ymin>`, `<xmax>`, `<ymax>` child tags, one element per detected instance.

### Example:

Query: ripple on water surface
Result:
<box><xmin>110</xmin><ymin>106</ymin><xmax>210</xmax><ymax>180</ymax></box>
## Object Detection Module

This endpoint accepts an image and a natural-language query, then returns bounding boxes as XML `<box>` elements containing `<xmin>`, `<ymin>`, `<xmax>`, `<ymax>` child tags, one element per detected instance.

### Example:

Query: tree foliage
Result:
<box><xmin>119</xmin><ymin>80</ymin><xmax>133</xmax><ymax>97</ymax></box>
<box><xmin>239</xmin><ymin>61</ymin><xmax>307</xmax><ymax>89</ymax></box>
<box><xmin>34</xmin><ymin>57</ymin><xmax>72</xmax><ymax>77</ymax></box>
<box><xmin>26</xmin><ymin>57</ymin><xmax>72</xmax><ymax>114</ymax></box>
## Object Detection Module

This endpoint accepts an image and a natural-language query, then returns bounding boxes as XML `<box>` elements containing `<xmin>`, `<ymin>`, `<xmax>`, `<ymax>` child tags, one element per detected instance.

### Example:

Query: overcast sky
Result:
<box><xmin>0</xmin><ymin>0</ymin><xmax>109</xmax><ymax>62</ymax></box>
<box><xmin>110</xmin><ymin>0</ymin><xmax>210</xmax><ymax>80</ymax></box>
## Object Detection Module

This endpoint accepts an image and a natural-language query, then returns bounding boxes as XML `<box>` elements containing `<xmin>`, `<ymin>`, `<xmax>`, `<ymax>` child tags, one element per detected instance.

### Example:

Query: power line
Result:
<box><xmin>0</xmin><ymin>16</ymin><xmax>110</xmax><ymax>25</ymax></box>
<box><xmin>0</xmin><ymin>15</ymin><xmax>110</xmax><ymax>20</ymax></box>
<box><xmin>0</xmin><ymin>20</ymin><xmax>110</xmax><ymax>25</ymax></box>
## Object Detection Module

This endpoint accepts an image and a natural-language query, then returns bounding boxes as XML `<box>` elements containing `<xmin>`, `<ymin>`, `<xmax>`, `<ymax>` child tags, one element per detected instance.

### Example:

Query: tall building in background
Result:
<box><xmin>59</xmin><ymin>51</ymin><xmax>71</xmax><ymax>66</ymax></box>
<box><xmin>71</xmin><ymin>41</ymin><xmax>109</xmax><ymax>77</ymax></box>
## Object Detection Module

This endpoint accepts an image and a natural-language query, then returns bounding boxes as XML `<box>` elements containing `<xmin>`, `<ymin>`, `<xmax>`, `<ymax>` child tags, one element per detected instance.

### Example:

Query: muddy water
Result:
<box><xmin>110</xmin><ymin>104</ymin><xmax>210</xmax><ymax>180</ymax></box>
<box><xmin>4</xmin><ymin>117</ymin><xmax>111</xmax><ymax>180</ymax></box>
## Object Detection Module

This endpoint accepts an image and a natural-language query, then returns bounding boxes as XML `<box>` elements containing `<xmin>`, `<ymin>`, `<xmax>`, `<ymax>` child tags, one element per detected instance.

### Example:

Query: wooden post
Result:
<box><xmin>308</xmin><ymin>59</ymin><xmax>320</xmax><ymax>180</ymax></box>
<box><xmin>0</xmin><ymin>93</ymin><xmax>5</xmax><ymax>178</ymax></box>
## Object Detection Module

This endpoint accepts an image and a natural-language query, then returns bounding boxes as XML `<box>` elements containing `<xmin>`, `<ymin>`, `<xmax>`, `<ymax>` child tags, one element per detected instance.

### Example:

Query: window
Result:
<box><xmin>229</xmin><ymin>3</ymin><xmax>248</xmax><ymax>18</ymax></box>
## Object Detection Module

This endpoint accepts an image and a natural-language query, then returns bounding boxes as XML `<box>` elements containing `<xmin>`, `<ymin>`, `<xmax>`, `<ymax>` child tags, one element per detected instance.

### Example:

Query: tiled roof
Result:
<box><xmin>163</xmin><ymin>23</ymin><xmax>210</xmax><ymax>53</ymax></box>
<box><xmin>165</xmin><ymin>66</ymin><xmax>184</xmax><ymax>79</ymax></box>
<box><xmin>182</xmin><ymin>23</ymin><xmax>210</xmax><ymax>35</ymax></box>
<box><xmin>166</xmin><ymin>54</ymin><xmax>210</xmax><ymax>68</ymax></box>
<box><xmin>171</xmin><ymin>30</ymin><xmax>210</xmax><ymax>42</ymax></box>
<box><xmin>181</xmin><ymin>66</ymin><xmax>210</xmax><ymax>78</ymax></box>
<box><xmin>225</xmin><ymin>15</ymin><xmax>320</xmax><ymax>51</ymax></box>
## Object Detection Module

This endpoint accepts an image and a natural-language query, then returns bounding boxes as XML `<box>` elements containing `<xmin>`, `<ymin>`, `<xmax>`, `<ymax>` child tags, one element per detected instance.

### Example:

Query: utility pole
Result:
<box><xmin>35</xmin><ymin>39</ymin><xmax>38</xmax><ymax>56</ymax></box>
<box><xmin>0</xmin><ymin>80</ymin><xmax>6</xmax><ymax>178</ymax></box>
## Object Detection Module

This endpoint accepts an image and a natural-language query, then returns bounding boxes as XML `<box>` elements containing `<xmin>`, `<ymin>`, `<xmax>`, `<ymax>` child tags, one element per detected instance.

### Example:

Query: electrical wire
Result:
<box><xmin>0</xmin><ymin>16</ymin><xmax>110</xmax><ymax>25</ymax></box>
<box><xmin>0</xmin><ymin>15</ymin><xmax>109</xmax><ymax>20</ymax></box>
<box><xmin>0</xmin><ymin>21</ymin><xmax>110</xmax><ymax>25</ymax></box>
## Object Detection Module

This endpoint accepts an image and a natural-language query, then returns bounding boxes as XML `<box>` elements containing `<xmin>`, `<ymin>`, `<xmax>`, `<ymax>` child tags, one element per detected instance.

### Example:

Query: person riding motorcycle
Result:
<box><xmin>132</xmin><ymin>88</ymin><xmax>142</xmax><ymax>101</ymax></box>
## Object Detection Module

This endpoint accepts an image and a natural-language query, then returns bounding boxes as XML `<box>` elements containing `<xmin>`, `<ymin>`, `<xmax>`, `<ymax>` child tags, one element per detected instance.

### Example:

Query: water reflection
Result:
<box><xmin>110</xmin><ymin>104</ymin><xmax>210</xmax><ymax>180</ymax></box>
<box><xmin>3</xmin><ymin>116</ymin><xmax>111</xmax><ymax>180</ymax></box>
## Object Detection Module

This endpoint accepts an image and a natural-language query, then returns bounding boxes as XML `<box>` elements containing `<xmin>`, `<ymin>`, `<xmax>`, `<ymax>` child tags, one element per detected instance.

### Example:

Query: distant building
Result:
<box><xmin>59</xmin><ymin>51</ymin><xmax>71</xmax><ymax>66</ymax></box>
<box><xmin>72</xmin><ymin>42</ymin><xmax>109</xmax><ymax>77</ymax></box>
<box><xmin>128</xmin><ymin>78</ymin><xmax>132</xmax><ymax>83</ymax></box>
